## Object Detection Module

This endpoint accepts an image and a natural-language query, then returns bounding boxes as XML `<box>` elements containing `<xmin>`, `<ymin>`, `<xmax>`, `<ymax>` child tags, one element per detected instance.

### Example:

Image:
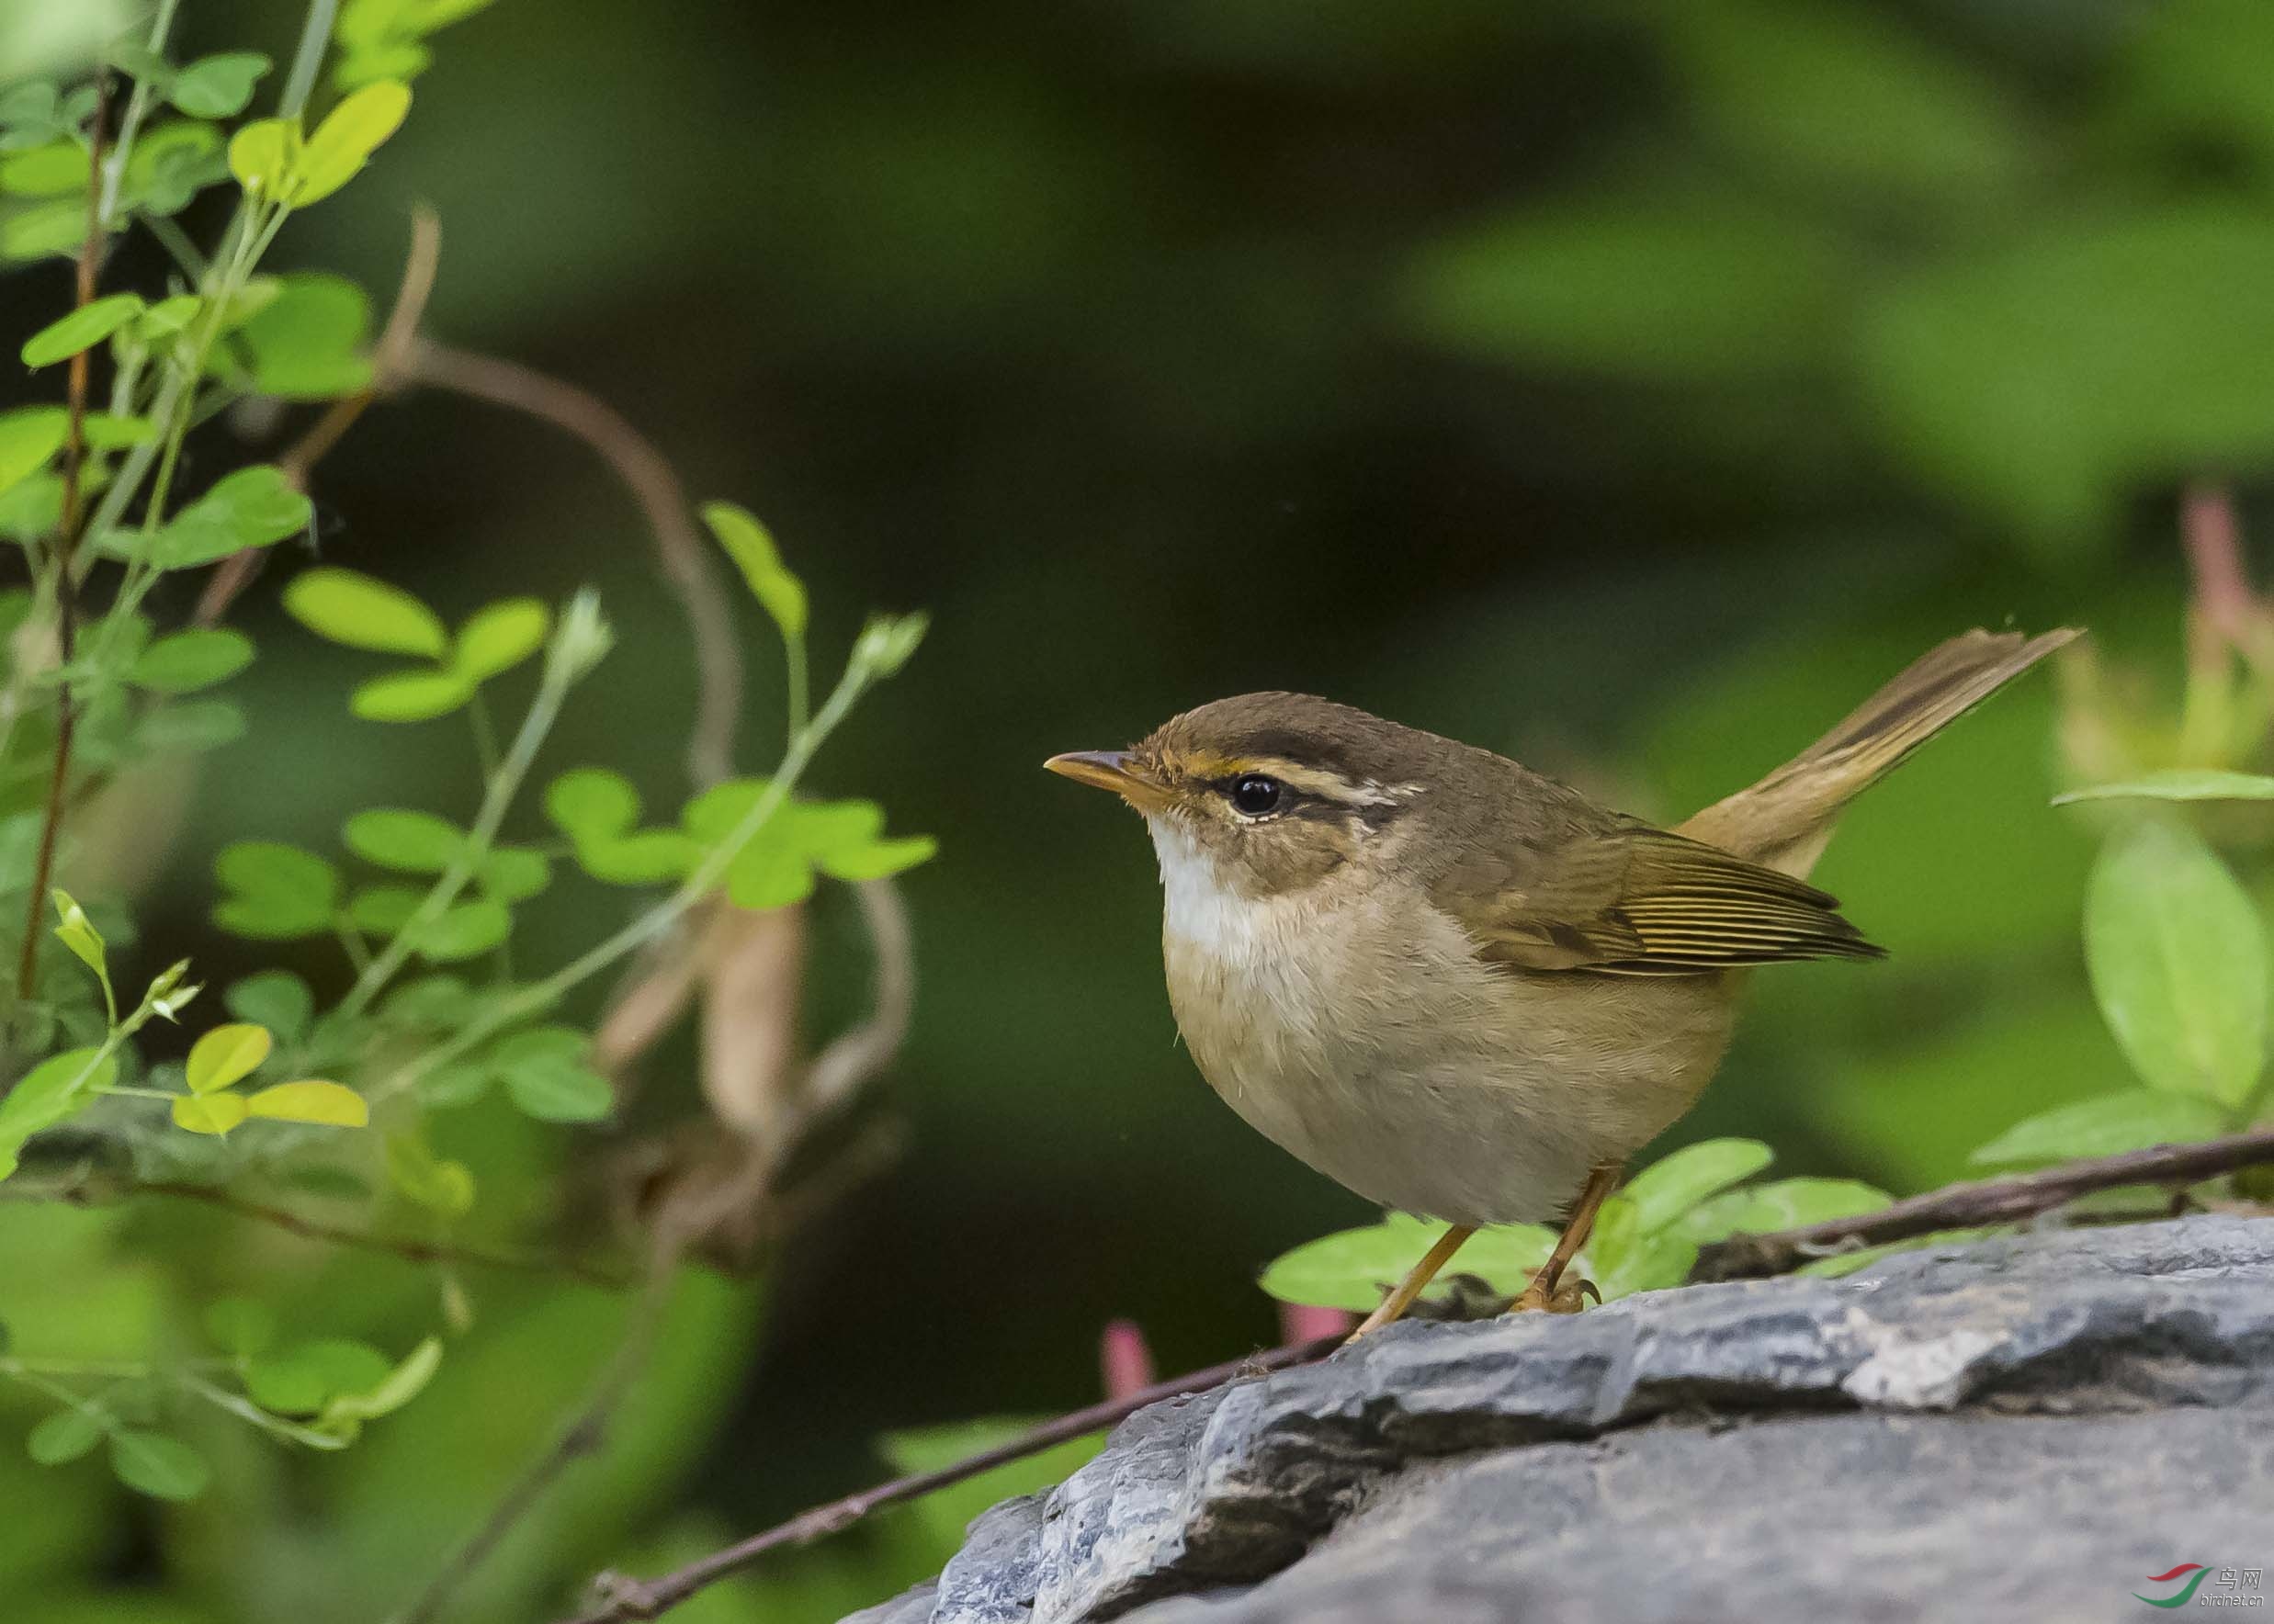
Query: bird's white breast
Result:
<box><xmin>1143</xmin><ymin>814</ymin><xmax>1731</xmax><ymax>1227</ymax></box>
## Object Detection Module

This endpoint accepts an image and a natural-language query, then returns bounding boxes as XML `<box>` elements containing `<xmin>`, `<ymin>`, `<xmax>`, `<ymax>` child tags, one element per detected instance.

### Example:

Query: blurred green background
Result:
<box><xmin>5</xmin><ymin>0</ymin><xmax>2270</xmax><ymax>1618</ymax></box>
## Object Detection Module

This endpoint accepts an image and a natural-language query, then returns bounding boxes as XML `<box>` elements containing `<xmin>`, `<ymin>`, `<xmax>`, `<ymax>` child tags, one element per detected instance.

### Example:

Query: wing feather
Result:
<box><xmin>1442</xmin><ymin>819</ymin><xmax>1883</xmax><ymax>977</ymax></box>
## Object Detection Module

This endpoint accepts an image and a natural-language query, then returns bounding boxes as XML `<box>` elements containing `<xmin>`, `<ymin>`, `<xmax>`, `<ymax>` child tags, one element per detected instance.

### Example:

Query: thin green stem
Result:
<box><xmin>333</xmin><ymin>916</ymin><xmax>373</xmax><ymax>976</ymax></box>
<box><xmin>468</xmin><ymin>693</ymin><xmax>501</xmax><ymax>778</ymax></box>
<box><xmin>141</xmin><ymin>210</ymin><xmax>208</xmax><ymax>280</ymax></box>
<box><xmin>337</xmin><ymin>668</ymin><xmax>578</xmax><ymax>1020</ymax></box>
<box><xmin>179</xmin><ymin>1373</ymin><xmax>347</xmax><ymax>1451</ymax></box>
<box><xmin>370</xmin><ymin>655</ymin><xmax>882</xmax><ymax>1106</ymax></box>
<box><xmin>93</xmin><ymin>0</ymin><xmax>180</xmax><ymax>227</ymax></box>
<box><xmin>277</xmin><ymin>0</ymin><xmax>341</xmax><ymax>122</ymax></box>
<box><xmin>2</xmin><ymin>1355</ymin><xmax>165</xmax><ymax>1381</ymax></box>
<box><xmin>785</xmin><ymin>632</ymin><xmax>809</xmax><ymax>745</ymax></box>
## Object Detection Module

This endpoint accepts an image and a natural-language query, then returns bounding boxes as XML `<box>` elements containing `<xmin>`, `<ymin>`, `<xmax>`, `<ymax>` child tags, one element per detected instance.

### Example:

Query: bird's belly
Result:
<box><xmin>1162</xmin><ymin>897</ymin><xmax>1735</xmax><ymax>1227</ymax></box>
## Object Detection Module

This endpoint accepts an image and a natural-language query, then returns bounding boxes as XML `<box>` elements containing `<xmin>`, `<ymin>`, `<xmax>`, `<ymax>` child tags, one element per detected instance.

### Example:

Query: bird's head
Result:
<box><xmin>1045</xmin><ymin>692</ymin><xmax>1438</xmax><ymax>899</ymax></box>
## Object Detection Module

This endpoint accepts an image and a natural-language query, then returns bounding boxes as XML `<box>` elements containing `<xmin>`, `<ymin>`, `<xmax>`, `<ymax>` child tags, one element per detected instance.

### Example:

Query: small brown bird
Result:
<box><xmin>1046</xmin><ymin>627</ymin><xmax>2077</xmax><ymax>1336</ymax></box>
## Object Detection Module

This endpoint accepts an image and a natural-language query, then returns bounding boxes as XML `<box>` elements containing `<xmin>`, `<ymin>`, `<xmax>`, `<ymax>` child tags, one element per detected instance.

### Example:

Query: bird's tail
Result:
<box><xmin>1676</xmin><ymin>626</ymin><xmax>2082</xmax><ymax>878</ymax></box>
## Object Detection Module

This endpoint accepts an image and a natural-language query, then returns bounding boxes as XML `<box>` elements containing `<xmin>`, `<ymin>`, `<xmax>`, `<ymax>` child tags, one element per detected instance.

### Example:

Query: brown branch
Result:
<box><xmin>403</xmin><ymin>339</ymin><xmax>744</xmax><ymax>788</ymax></box>
<box><xmin>194</xmin><ymin>204</ymin><xmax>443</xmax><ymax>627</ymax></box>
<box><xmin>553</xmin><ymin>1335</ymin><xmax>1345</xmax><ymax>1624</ymax></box>
<box><xmin>1691</xmin><ymin>1126</ymin><xmax>2274</xmax><ymax>1282</ymax></box>
<box><xmin>16</xmin><ymin>75</ymin><xmax>112</xmax><ymax>1010</ymax></box>
<box><xmin>6</xmin><ymin>1175</ymin><xmax>632</xmax><ymax>1289</ymax></box>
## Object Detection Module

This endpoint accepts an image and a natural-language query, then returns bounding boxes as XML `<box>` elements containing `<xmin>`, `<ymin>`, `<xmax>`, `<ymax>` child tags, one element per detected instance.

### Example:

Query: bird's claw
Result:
<box><xmin>1508</xmin><ymin>1274</ymin><xmax>1599</xmax><ymax>1314</ymax></box>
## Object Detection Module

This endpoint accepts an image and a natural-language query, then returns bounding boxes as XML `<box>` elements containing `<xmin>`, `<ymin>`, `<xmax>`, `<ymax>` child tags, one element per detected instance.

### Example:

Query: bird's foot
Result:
<box><xmin>1508</xmin><ymin>1274</ymin><xmax>1599</xmax><ymax>1314</ymax></box>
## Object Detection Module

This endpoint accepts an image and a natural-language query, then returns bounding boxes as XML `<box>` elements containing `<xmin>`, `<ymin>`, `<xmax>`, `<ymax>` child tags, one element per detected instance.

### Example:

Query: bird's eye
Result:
<box><xmin>1228</xmin><ymin>774</ymin><xmax>1284</xmax><ymax>816</ymax></box>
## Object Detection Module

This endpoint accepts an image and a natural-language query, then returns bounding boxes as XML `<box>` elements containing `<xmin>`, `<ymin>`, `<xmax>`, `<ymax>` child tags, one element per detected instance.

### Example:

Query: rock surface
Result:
<box><xmin>846</xmin><ymin>1216</ymin><xmax>2274</xmax><ymax>1624</ymax></box>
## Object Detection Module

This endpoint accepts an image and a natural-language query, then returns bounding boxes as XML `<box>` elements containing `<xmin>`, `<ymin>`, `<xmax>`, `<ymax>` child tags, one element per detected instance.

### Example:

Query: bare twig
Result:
<box><xmin>390</xmin><ymin>1245</ymin><xmax>683</xmax><ymax>1624</ymax></box>
<box><xmin>194</xmin><ymin>204</ymin><xmax>443</xmax><ymax>626</ymax></box>
<box><xmin>798</xmin><ymin>879</ymin><xmax>914</xmax><ymax>1121</ymax></box>
<box><xmin>404</xmin><ymin>340</ymin><xmax>744</xmax><ymax>787</ymax></box>
<box><xmin>554</xmin><ymin>1335</ymin><xmax>1345</xmax><ymax>1624</ymax></box>
<box><xmin>5</xmin><ymin>1175</ymin><xmax>632</xmax><ymax>1288</ymax></box>
<box><xmin>1691</xmin><ymin>1127</ymin><xmax>2274</xmax><ymax>1281</ymax></box>
<box><xmin>16</xmin><ymin>76</ymin><xmax>111</xmax><ymax>1010</ymax></box>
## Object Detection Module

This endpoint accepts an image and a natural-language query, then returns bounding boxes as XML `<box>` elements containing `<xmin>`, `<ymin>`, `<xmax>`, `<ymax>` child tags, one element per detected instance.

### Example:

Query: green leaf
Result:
<box><xmin>130</xmin><ymin>290</ymin><xmax>204</xmax><ymax>344</ymax></box>
<box><xmin>228</xmin><ymin>118</ymin><xmax>299</xmax><ymax>197</ymax></box>
<box><xmin>80</xmin><ymin>412</ymin><xmax>154</xmax><ymax>450</ymax></box>
<box><xmin>336</xmin><ymin>40</ymin><xmax>433</xmax><ymax>93</ymax></box>
<box><xmin>413</xmin><ymin>899</ymin><xmax>510</xmax><ymax>963</ymax></box>
<box><xmin>128</xmin><ymin>628</ymin><xmax>254</xmax><ymax>694</ymax></box>
<box><xmin>1616</xmin><ymin>1138</ymin><xmax>1775</xmax><ymax>1235</ymax></box>
<box><xmin>236</xmin><ymin>273</ymin><xmax>373</xmax><ymax>399</ymax></box>
<box><xmin>1258</xmin><ymin>1213</ymin><xmax>1556</xmax><ymax>1313</ymax></box>
<box><xmin>28</xmin><ymin>1407</ymin><xmax>104</xmax><ymax>1465</ymax></box>
<box><xmin>289</xmin><ymin>81</ymin><xmax>413</xmax><ymax>206</ymax></box>
<box><xmin>1</xmin><ymin>199</ymin><xmax>85</xmax><ymax>261</ymax></box>
<box><xmin>225</xmin><ymin>971</ymin><xmax>313</xmax><ymax>1043</ymax></box>
<box><xmin>47</xmin><ymin>888</ymin><xmax>104</xmax><ymax>983</ymax></box>
<box><xmin>701</xmin><ymin>502</ymin><xmax>808</xmax><ymax>638</ymax></box>
<box><xmin>1971</xmin><ymin>1088</ymin><xmax>2231</xmax><ymax>1167</ymax></box>
<box><xmin>816</xmin><ymin>833</ymin><xmax>937</xmax><ymax>882</ymax></box>
<box><xmin>723</xmin><ymin>837</ymin><xmax>813</xmax><ymax>909</ymax></box>
<box><xmin>580</xmin><ymin>830</ymin><xmax>698</xmax><ymax>886</ymax></box>
<box><xmin>187</xmin><ymin>1022</ymin><xmax>272</xmax><ymax>1094</ymax></box>
<box><xmin>452</xmin><ymin>598</ymin><xmax>549</xmax><ymax>682</ymax></box>
<box><xmin>2086</xmin><ymin>817</ymin><xmax>2268</xmax><ymax>1107</ymax></box>
<box><xmin>344</xmin><ymin>808</ymin><xmax>463</xmax><ymax>872</ymax></box>
<box><xmin>1678</xmin><ymin>1178</ymin><xmax>1892</xmax><ymax>1242</ymax></box>
<box><xmin>146</xmin><ymin>466</ymin><xmax>311</xmax><ymax>569</ymax></box>
<box><xmin>318</xmin><ymin>1336</ymin><xmax>440</xmax><ymax>1426</ymax></box>
<box><xmin>107</xmin><ymin>1431</ymin><xmax>208</xmax><ymax>1500</ymax></box>
<box><xmin>1400</xmin><ymin>193</ymin><xmax>1853</xmax><ymax>385</ymax></box>
<box><xmin>21</xmin><ymin>294</ymin><xmax>145</xmax><ymax>367</ymax></box>
<box><xmin>130</xmin><ymin>698</ymin><xmax>245</xmax><ymax>756</ymax></box>
<box><xmin>347</xmin><ymin>885</ymin><xmax>424</xmax><ymax>934</ymax></box>
<box><xmin>247</xmin><ymin>1339</ymin><xmax>390</xmax><ymax>1415</ymax></box>
<box><xmin>546</xmin><ymin>767</ymin><xmax>639</xmax><ymax>839</ymax></box>
<box><xmin>244</xmin><ymin>1079</ymin><xmax>368</xmax><ymax>1127</ymax></box>
<box><xmin>0</xmin><ymin>1047</ymin><xmax>118</xmax><ymax>1180</ymax></box>
<box><xmin>120</xmin><ymin>121</ymin><xmax>228</xmax><ymax>217</ymax></box>
<box><xmin>2054</xmin><ymin>769</ymin><xmax>2274</xmax><ymax>806</ymax></box>
<box><xmin>213</xmin><ymin>841</ymin><xmax>340</xmax><ymax>940</ymax></box>
<box><xmin>1859</xmin><ymin>207</ymin><xmax>2274</xmax><ymax>549</ymax></box>
<box><xmin>383</xmin><ymin>1133</ymin><xmax>473</xmax><ymax>1216</ymax></box>
<box><xmin>1586</xmin><ymin>1201</ymin><xmax>1700</xmax><ymax>1301</ymax></box>
<box><xmin>0</xmin><ymin>139</ymin><xmax>87</xmax><ymax>196</ymax></box>
<box><xmin>168</xmin><ymin>52</ymin><xmax>270</xmax><ymax>118</ymax></box>
<box><xmin>479</xmin><ymin>846</ymin><xmax>549</xmax><ymax>902</ymax></box>
<box><xmin>494</xmin><ymin>1027</ymin><xmax>612</xmax><ymax>1122</ymax></box>
<box><xmin>549</xmin><ymin>770</ymin><xmax>698</xmax><ymax>883</ymax></box>
<box><xmin>0</xmin><ymin>406</ymin><xmax>67</xmax><ymax>498</ymax></box>
<box><xmin>350</xmin><ymin>668</ymin><xmax>473</xmax><ymax>722</ymax></box>
<box><xmin>282</xmin><ymin>567</ymin><xmax>447</xmax><ymax>656</ymax></box>
<box><xmin>171</xmin><ymin>1092</ymin><xmax>249</xmax><ymax>1134</ymax></box>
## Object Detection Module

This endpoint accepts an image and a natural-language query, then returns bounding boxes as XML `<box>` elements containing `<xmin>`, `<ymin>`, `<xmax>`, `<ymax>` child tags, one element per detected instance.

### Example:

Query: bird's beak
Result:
<box><xmin>1044</xmin><ymin>750</ymin><xmax>1171</xmax><ymax>812</ymax></box>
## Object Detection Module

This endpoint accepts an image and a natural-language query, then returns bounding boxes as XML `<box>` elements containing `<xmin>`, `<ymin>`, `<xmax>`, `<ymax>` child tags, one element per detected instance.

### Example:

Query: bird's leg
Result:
<box><xmin>1509</xmin><ymin>1162</ymin><xmax>1622</xmax><ymax>1314</ymax></box>
<box><xmin>1342</xmin><ymin>1224</ymin><xmax>1477</xmax><ymax>1345</ymax></box>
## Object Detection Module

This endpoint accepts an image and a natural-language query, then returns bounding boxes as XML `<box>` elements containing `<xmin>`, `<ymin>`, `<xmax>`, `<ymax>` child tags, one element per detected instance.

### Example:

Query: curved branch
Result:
<box><xmin>555</xmin><ymin>1334</ymin><xmax>1345</xmax><ymax>1624</ymax></box>
<box><xmin>1691</xmin><ymin>1126</ymin><xmax>2274</xmax><ymax>1282</ymax></box>
<box><xmin>404</xmin><ymin>340</ymin><xmax>744</xmax><ymax>788</ymax></box>
<box><xmin>194</xmin><ymin>203</ymin><xmax>444</xmax><ymax>626</ymax></box>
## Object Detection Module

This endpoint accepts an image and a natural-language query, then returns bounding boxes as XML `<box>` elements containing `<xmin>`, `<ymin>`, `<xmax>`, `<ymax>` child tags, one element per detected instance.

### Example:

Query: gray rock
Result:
<box><xmin>847</xmin><ymin>1215</ymin><xmax>2274</xmax><ymax>1624</ymax></box>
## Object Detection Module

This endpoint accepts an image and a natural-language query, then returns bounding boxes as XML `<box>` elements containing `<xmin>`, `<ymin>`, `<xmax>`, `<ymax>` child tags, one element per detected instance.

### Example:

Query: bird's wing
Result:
<box><xmin>1433</xmin><ymin>817</ymin><xmax>1884</xmax><ymax>976</ymax></box>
